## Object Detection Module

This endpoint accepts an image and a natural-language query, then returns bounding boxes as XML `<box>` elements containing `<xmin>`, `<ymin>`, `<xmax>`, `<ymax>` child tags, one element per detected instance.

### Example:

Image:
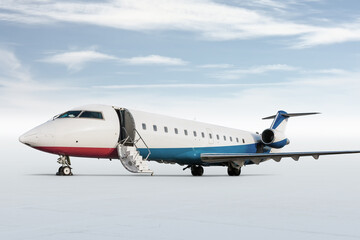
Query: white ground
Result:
<box><xmin>1</xmin><ymin>135</ymin><xmax>360</xmax><ymax>240</ymax></box>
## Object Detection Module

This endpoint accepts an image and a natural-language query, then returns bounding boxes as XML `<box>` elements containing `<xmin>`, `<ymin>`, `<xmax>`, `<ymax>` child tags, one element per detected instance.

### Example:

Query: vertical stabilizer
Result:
<box><xmin>269</xmin><ymin>110</ymin><xmax>289</xmax><ymax>133</ymax></box>
<box><xmin>261</xmin><ymin>111</ymin><xmax>320</xmax><ymax>149</ymax></box>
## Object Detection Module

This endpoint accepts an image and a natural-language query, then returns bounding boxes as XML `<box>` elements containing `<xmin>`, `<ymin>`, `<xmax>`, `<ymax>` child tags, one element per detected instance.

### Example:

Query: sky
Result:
<box><xmin>0</xmin><ymin>0</ymin><xmax>360</xmax><ymax>147</ymax></box>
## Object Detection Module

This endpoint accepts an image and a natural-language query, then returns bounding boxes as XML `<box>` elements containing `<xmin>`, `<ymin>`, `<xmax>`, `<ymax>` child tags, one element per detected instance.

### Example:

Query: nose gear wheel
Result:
<box><xmin>56</xmin><ymin>155</ymin><xmax>73</xmax><ymax>176</ymax></box>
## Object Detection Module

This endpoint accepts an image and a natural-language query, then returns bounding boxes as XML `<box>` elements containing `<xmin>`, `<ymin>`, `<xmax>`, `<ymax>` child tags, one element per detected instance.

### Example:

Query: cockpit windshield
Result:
<box><xmin>54</xmin><ymin>110</ymin><xmax>103</xmax><ymax>120</ymax></box>
<box><xmin>79</xmin><ymin>111</ymin><xmax>103</xmax><ymax>119</ymax></box>
<box><xmin>57</xmin><ymin>111</ymin><xmax>82</xmax><ymax>118</ymax></box>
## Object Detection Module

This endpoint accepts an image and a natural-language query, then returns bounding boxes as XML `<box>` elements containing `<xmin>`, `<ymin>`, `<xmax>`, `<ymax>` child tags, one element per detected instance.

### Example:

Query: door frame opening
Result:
<box><xmin>114</xmin><ymin>107</ymin><xmax>136</xmax><ymax>146</ymax></box>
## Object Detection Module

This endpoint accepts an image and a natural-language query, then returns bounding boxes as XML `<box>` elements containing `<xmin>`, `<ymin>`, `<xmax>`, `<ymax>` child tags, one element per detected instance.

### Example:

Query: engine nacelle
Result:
<box><xmin>261</xmin><ymin>128</ymin><xmax>289</xmax><ymax>149</ymax></box>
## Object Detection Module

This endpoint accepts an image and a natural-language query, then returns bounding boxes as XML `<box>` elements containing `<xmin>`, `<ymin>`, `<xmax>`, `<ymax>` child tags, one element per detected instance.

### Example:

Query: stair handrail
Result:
<box><xmin>119</xmin><ymin>135</ymin><xmax>130</xmax><ymax>146</ymax></box>
<box><xmin>133</xmin><ymin>128</ymin><xmax>151</xmax><ymax>161</ymax></box>
<box><xmin>121</xmin><ymin>127</ymin><xmax>151</xmax><ymax>161</ymax></box>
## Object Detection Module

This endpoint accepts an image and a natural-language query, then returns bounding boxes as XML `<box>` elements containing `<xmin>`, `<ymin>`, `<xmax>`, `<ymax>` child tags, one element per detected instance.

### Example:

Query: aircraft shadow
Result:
<box><xmin>27</xmin><ymin>173</ymin><xmax>277</xmax><ymax>177</ymax></box>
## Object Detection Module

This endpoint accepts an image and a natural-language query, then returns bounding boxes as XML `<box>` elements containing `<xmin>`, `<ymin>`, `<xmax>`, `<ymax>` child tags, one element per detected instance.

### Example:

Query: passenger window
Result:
<box><xmin>242</xmin><ymin>138</ymin><xmax>245</xmax><ymax>143</ymax></box>
<box><xmin>175</xmin><ymin>128</ymin><xmax>178</xmax><ymax>134</ymax></box>
<box><xmin>153</xmin><ymin>125</ymin><xmax>157</xmax><ymax>131</ymax></box>
<box><xmin>223</xmin><ymin>136</ymin><xmax>226</xmax><ymax>141</ymax></box>
<box><xmin>142</xmin><ymin>123</ymin><xmax>146</xmax><ymax>130</ymax></box>
<box><xmin>216</xmin><ymin>134</ymin><xmax>219</xmax><ymax>140</ymax></box>
<box><xmin>58</xmin><ymin>110</ymin><xmax>82</xmax><ymax>118</ymax></box>
<box><xmin>236</xmin><ymin>137</ymin><xmax>239</xmax><ymax>143</ymax></box>
<box><xmin>193</xmin><ymin>131</ymin><xmax>197</xmax><ymax>137</ymax></box>
<box><xmin>201</xmin><ymin>132</ymin><xmax>205</xmax><ymax>138</ymax></box>
<box><xmin>184</xmin><ymin>130</ymin><xmax>188</xmax><ymax>136</ymax></box>
<box><xmin>164</xmin><ymin>126</ymin><xmax>168</xmax><ymax>133</ymax></box>
<box><xmin>209</xmin><ymin>133</ymin><xmax>212</xmax><ymax>139</ymax></box>
<box><xmin>230</xmin><ymin>136</ymin><xmax>233</xmax><ymax>142</ymax></box>
<box><xmin>79</xmin><ymin>111</ymin><xmax>103</xmax><ymax>119</ymax></box>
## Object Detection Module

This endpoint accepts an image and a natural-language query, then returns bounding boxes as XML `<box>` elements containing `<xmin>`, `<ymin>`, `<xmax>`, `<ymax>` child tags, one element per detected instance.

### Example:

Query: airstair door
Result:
<box><xmin>115</xmin><ymin>108</ymin><xmax>136</xmax><ymax>146</ymax></box>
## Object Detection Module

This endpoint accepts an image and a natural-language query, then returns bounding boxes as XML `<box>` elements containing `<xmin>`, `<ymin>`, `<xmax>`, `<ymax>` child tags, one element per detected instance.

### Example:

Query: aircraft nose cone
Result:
<box><xmin>19</xmin><ymin>132</ymin><xmax>39</xmax><ymax>146</ymax></box>
<box><xmin>19</xmin><ymin>134</ymin><xmax>26</xmax><ymax>144</ymax></box>
<box><xmin>19</xmin><ymin>122</ymin><xmax>55</xmax><ymax>147</ymax></box>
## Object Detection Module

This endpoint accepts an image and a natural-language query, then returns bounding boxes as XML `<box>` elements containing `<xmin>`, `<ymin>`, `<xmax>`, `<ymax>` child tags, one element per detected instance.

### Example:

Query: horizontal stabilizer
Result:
<box><xmin>262</xmin><ymin>112</ymin><xmax>320</xmax><ymax>120</ymax></box>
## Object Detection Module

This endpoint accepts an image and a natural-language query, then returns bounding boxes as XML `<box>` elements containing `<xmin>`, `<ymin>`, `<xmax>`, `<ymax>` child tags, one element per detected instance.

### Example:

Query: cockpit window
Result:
<box><xmin>79</xmin><ymin>111</ymin><xmax>103</xmax><ymax>119</ymax></box>
<box><xmin>57</xmin><ymin>111</ymin><xmax>82</xmax><ymax>118</ymax></box>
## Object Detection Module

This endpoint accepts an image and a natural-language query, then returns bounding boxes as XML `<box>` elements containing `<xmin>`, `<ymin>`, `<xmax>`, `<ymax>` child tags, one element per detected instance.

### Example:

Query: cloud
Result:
<box><xmin>0</xmin><ymin>0</ymin><xmax>360</xmax><ymax>47</ymax></box>
<box><xmin>296</xmin><ymin>22</ymin><xmax>360</xmax><ymax>48</ymax></box>
<box><xmin>0</xmin><ymin>49</ymin><xmax>64</xmax><ymax>94</ymax></box>
<box><xmin>0</xmin><ymin>48</ymin><xmax>31</xmax><ymax>82</ymax></box>
<box><xmin>301</xmin><ymin>68</ymin><xmax>350</xmax><ymax>75</ymax></box>
<box><xmin>198</xmin><ymin>64</ymin><xmax>234</xmax><ymax>69</ymax></box>
<box><xmin>93</xmin><ymin>83</ymin><xmax>283</xmax><ymax>89</ymax></box>
<box><xmin>93</xmin><ymin>69</ymin><xmax>360</xmax><ymax>90</ymax></box>
<box><xmin>291</xmin><ymin>72</ymin><xmax>360</xmax><ymax>88</ymax></box>
<box><xmin>213</xmin><ymin>64</ymin><xmax>298</xmax><ymax>79</ymax></box>
<box><xmin>236</xmin><ymin>0</ymin><xmax>324</xmax><ymax>11</ymax></box>
<box><xmin>40</xmin><ymin>50</ymin><xmax>117</xmax><ymax>71</ymax></box>
<box><xmin>40</xmin><ymin>50</ymin><xmax>187</xmax><ymax>70</ymax></box>
<box><xmin>237</xmin><ymin>0</ymin><xmax>289</xmax><ymax>10</ymax></box>
<box><xmin>0</xmin><ymin>12</ymin><xmax>53</xmax><ymax>24</ymax></box>
<box><xmin>236</xmin><ymin>64</ymin><xmax>298</xmax><ymax>74</ymax></box>
<box><xmin>120</xmin><ymin>55</ymin><xmax>187</xmax><ymax>66</ymax></box>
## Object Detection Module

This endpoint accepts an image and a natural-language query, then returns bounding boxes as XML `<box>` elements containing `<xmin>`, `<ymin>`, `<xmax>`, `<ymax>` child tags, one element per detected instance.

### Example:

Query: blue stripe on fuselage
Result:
<box><xmin>138</xmin><ymin>143</ymin><xmax>258</xmax><ymax>165</ymax></box>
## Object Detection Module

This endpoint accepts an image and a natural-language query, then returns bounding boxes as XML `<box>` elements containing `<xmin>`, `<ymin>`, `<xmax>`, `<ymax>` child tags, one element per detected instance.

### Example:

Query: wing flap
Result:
<box><xmin>201</xmin><ymin>151</ymin><xmax>360</xmax><ymax>164</ymax></box>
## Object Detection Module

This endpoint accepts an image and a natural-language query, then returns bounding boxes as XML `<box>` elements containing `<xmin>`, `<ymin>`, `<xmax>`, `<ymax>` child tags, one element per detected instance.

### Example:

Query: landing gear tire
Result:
<box><xmin>62</xmin><ymin>166</ymin><xmax>72</xmax><ymax>176</ymax></box>
<box><xmin>56</xmin><ymin>166</ymin><xmax>73</xmax><ymax>176</ymax></box>
<box><xmin>227</xmin><ymin>166</ymin><xmax>241</xmax><ymax>176</ymax></box>
<box><xmin>56</xmin><ymin>167</ymin><xmax>63</xmax><ymax>175</ymax></box>
<box><xmin>191</xmin><ymin>165</ymin><xmax>204</xmax><ymax>176</ymax></box>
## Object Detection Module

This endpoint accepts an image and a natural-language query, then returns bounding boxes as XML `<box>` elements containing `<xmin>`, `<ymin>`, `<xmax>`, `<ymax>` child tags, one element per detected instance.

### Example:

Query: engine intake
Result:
<box><xmin>261</xmin><ymin>129</ymin><xmax>275</xmax><ymax>144</ymax></box>
<box><xmin>261</xmin><ymin>128</ymin><xmax>289</xmax><ymax>149</ymax></box>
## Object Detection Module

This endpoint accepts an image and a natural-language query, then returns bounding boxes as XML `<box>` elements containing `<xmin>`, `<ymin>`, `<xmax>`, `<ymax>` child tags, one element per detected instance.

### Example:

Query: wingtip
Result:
<box><xmin>262</xmin><ymin>115</ymin><xmax>276</xmax><ymax>120</ymax></box>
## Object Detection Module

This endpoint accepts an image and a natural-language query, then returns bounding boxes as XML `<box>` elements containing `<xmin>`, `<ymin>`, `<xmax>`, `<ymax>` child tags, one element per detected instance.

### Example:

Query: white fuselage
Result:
<box><xmin>20</xmin><ymin>104</ymin><xmax>261</xmax><ymax>165</ymax></box>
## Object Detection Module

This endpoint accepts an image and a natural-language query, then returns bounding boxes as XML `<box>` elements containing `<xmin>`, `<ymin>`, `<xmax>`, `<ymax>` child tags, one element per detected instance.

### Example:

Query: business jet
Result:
<box><xmin>19</xmin><ymin>104</ymin><xmax>360</xmax><ymax>176</ymax></box>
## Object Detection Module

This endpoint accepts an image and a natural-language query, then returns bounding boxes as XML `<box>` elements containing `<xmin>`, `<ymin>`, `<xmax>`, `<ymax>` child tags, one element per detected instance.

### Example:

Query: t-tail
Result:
<box><xmin>261</xmin><ymin>111</ymin><xmax>320</xmax><ymax>149</ymax></box>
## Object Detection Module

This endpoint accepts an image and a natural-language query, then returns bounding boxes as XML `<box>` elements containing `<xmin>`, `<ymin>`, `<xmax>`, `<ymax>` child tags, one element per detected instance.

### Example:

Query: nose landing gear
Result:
<box><xmin>56</xmin><ymin>155</ymin><xmax>73</xmax><ymax>176</ymax></box>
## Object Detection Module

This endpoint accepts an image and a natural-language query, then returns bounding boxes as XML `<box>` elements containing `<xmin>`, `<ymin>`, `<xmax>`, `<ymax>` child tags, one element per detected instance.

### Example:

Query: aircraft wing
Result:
<box><xmin>201</xmin><ymin>150</ymin><xmax>360</xmax><ymax>166</ymax></box>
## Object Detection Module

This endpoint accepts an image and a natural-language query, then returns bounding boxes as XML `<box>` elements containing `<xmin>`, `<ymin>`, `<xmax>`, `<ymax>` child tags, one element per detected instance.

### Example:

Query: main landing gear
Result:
<box><xmin>56</xmin><ymin>155</ymin><xmax>73</xmax><ymax>176</ymax></box>
<box><xmin>227</xmin><ymin>165</ymin><xmax>241</xmax><ymax>176</ymax></box>
<box><xmin>191</xmin><ymin>165</ymin><xmax>204</xmax><ymax>176</ymax></box>
<box><xmin>184</xmin><ymin>164</ymin><xmax>242</xmax><ymax>176</ymax></box>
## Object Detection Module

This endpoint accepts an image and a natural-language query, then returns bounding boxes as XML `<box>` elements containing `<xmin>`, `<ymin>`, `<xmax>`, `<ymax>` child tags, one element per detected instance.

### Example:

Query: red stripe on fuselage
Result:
<box><xmin>34</xmin><ymin>146</ymin><xmax>119</xmax><ymax>159</ymax></box>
